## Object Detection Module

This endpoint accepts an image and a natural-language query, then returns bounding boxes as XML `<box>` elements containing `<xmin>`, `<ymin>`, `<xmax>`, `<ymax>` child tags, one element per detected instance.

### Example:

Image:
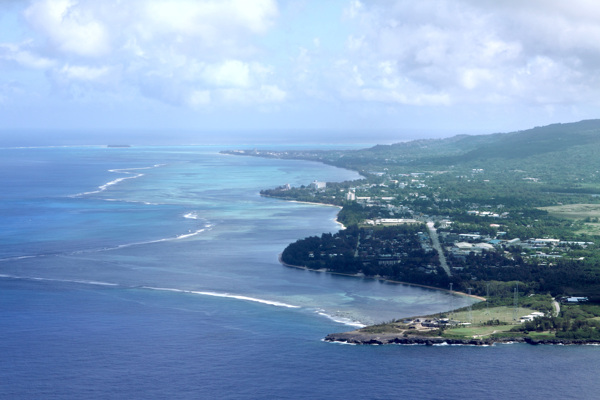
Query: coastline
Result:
<box><xmin>278</xmin><ymin>254</ymin><xmax>485</xmax><ymax>301</ymax></box>
<box><xmin>243</xmin><ymin>153</ymin><xmax>597</xmax><ymax>348</ymax></box>
<box><xmin>261</xmin><ymin>193</ymin><xmax>346</xmax><ymax>229</ymax></box>
<box><xmin>323</xmin><ymin>331</ymin><xmax>600</xmax><ymax>346</ymax></box>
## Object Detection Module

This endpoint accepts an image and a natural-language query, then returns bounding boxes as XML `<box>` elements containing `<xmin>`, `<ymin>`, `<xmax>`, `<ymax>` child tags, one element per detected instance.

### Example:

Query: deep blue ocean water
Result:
<box><xmin>1</xmin><ymin>145</ymin><xmax>600</xmax><ymax>399</ymax></box>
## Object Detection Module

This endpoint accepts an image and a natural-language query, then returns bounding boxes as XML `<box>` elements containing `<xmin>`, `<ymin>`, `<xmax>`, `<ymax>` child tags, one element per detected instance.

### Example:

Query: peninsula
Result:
<box><xmin>224</xmin><ymin>119</ymin><xmax>600</xmax><ymax>343</ymax></box>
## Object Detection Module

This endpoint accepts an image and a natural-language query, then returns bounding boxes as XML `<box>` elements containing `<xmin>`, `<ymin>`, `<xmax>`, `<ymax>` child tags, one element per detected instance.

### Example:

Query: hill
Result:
<box><xmin>328</xmin><ymin>119</ymin><xmax>600</xmax><ymax>182</ymax></box>
<box><xmin>228</xmin><ymin>120</ymin><xmax>600</xmax><ymax>191</ymax></box>
<box><xmin>226</xmin><ymin>119</ymin><xmax>600</xmax><ymax>299</ymax></box>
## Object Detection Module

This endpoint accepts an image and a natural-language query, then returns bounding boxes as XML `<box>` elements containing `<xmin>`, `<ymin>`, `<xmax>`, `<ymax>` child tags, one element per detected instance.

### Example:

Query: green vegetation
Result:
<box><xmin>350</xmin><ymin>295</ymin><xmax>600</xmax><ymax>342</ymax></box>
<box><xmin>282</xmin><ymin>225</ymin><xmax>450</xmax><ymax>287</ymax></box>
<box><xmin>541</xmin><ymin>204</ymin><xmax>600</xmax><ymax>235</ymax></box>
<box><xmin>509</xmin><ymin>303</ymin><xmax>600</xmax><ymax>340</ymax></box>
<box><xmin>226</xmin><ymin>119</ymin><xmax>600</xmax><ymax>340</ymax></box>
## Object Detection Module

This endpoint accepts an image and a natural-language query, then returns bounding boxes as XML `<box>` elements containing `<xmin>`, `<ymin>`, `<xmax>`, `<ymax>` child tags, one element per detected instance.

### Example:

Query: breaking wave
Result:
<box><xmin>70</xmin><ymin>164</ymin><xmax>165</xmax><ymax>197</ymax></box>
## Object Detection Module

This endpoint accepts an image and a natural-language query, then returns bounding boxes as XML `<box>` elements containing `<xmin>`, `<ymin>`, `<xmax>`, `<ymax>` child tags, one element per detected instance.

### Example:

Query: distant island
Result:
<box><xmin>225</xmin><ymin>119</ymin><xmax>600</xmax><ymax>344</ymax></box>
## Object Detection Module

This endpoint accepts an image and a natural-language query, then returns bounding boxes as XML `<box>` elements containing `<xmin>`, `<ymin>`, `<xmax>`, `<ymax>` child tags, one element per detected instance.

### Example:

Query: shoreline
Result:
<box><xmin>323</xmin><ymin>332</ymin><xmax>600</xmax><ymax>346</ymax></box>
<box><xmin>278</xmin><ymin>254</ymin><xmax>485</xmax><ymax>302</ymax></box>
<box><xmin>267</xmin><ymin>187</ymin><xmax>490</xmax><ymax>340</ymax></box>
<box><xmin>261</xmin><ymin>194</ymin><xmax>346</xmax><ymax>229</ymax></box>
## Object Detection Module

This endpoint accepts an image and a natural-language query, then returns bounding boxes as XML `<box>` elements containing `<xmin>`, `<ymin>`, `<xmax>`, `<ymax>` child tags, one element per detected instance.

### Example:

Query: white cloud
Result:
<box><xmin>138</xmin><ymin>0</ymin><xmax>277</xmax><ymax>55</ymax></box>
<box><xmin>0</xmin><ymin>42</ymin><xmax>56</xmax><ymax>69</ymax></box>
<box><xmin>58</xmin><ymin>64</ymin><xmax>111</xmax><ymax>81</ymax></box>
<box><xmin>2</xmin><ymin>0</ymin><xmax>600</xmax><ymax>130</ymax></box>
<box><xmin>11</xmin><ymin>0</ymin><xmax>284</xmax><ymax>109</ymax></box>
<box><xmin>335</xmin><ymin>0</ymin><xmax>600</xmax><ymax>108</ymax></box>
<box><xmin>203</xmin><ymin>60</ymin><xmax>251</xmax><ymax>88</ymax></box>
<box><xmin>343</xmin><ymin>0</ymin><xmax>364</xmax><ymax>20</ymax></box>
<box><xmin>346</xmin><ymin>35</ymin><xmax>365</xmax><ymax>52</ymax></box>
<box><xmin>460</xmin><ymin>68</ymin><xmax>494</xmax><ymax>91</ymax></box>
<box><xmin>187</xmin><ymin>90</ymin><xmax>211</xmax><ymax>108</ymax></box>
<box><xmin>25</xmin><ymin>0</ymin><xmax>110</xmax><ymax>57</ymax></box>
<box><xmin>144</xmin><ymin>0</ymin><xmax>276</xmax><ymax>35</ymax></box>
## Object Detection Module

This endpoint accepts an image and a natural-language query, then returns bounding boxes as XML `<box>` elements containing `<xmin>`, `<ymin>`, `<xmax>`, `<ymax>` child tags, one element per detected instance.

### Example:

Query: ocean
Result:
<box><xmin>1</xmin><ymin>145</ymin><xmax>599</xmax><ymax>399</ymax></box>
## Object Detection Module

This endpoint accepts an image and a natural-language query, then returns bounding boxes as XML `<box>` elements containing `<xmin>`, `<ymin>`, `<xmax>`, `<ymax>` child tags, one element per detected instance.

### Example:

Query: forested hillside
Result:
<box><xmin>227</xmin><ymin>120</ymin><xmax>600</xmax><ymax>299</ymax></box>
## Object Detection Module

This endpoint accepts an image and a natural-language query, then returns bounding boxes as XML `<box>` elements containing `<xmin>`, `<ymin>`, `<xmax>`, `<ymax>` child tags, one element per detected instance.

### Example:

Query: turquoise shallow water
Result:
<box><xmin>2</xmin><ymin>145</ymin><xmax>599</xmax><ymax>399</ymax></box>
<box><xmin>0</xmin><ymin>146</ymin><xmax>473</xmax><ymax>326</ymax></box>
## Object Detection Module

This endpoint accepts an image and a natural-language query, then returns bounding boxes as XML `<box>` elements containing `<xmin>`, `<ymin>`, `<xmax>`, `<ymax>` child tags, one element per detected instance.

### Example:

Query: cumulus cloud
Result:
<box><xmin>203</xmin><ymin>60</ymin><xmax>251</xmax><ymax>88</ymax></box>
<box><xmin>187</xmin><ymin>89</ymin><xmax>211</xmax><ymax>108</ymax></box>
<box><xmin>57</xmin><ymin>64</ymin><xmax>112</xmax><ymax>81</ymax></box>
<box><xmin>13</xmin><ymin>0</ymin><xmax>282</xmax><ymax>109</ymax></box>
<box><xmin>25</xmin><ymin>0</ymin><xmax>111</xmax><ymax>57</ymax></box>
<box><xmin>2</xmin><ymin>0</ymin><xmax>599</xmax><ymax>129</ymax></box>
<box><xmin>141</xmin><ymin>0</ymin><xmax>277</xmax><ymax>38</ymax></box>
<box><xmin>337</xmin><ymin>0</ymin><xmax>600</xmax><ymax>107</ymax></box>
<box><xmin>0</xmin><ymin>42</ymin><xmax>56</xmax><ymax>69</ymax></box>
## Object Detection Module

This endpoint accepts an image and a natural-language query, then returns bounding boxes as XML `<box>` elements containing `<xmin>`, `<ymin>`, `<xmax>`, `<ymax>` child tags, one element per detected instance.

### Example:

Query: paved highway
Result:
<box><xmin>427</xmin><ymin>221</ymin><xmax>451</xmax><ymax>277</ymax></box>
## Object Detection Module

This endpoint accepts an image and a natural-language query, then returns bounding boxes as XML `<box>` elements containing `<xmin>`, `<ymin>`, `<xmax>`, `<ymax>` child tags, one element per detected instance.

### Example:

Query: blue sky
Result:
<box><xmin>2</xmin><ymin>0</ymin><xmax>600</xmax><ymax>144</ymax></box>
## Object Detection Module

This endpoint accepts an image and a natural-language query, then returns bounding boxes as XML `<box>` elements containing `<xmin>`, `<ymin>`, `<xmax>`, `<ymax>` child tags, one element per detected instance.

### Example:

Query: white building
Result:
<box><xmin>310</xmin><ymin>180</ymin><xmax>326</xmax><ymax>189</ymax></box>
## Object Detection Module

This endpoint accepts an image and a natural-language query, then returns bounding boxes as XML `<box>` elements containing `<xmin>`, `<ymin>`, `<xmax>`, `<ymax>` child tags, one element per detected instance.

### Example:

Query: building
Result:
<box><xmin>374</xmin><ymin>218</ymin><xmax>420</xmax><ymax>226</ymax></box>
<box><xmin>310</xmin><ymin>180</ymin><xmax>326</xmax><ymax>190</ymax></box>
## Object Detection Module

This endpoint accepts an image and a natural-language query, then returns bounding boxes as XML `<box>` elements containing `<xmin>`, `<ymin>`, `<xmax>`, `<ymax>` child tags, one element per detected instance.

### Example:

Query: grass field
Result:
<box><xmin>449</xmin><ymin>306</ymin><xmax>535</xmax><ymax>324</ymax></box>
<box><xmin>541</xmin><ymin>203</ymin><xmax>600</xmax><ymax>219</ymax></box>
<box><xmin>540</xmin><ymin>203</ymin><xmax>600</xmax><ymax>235</ymax></box>
<box><xmin>442</xmin><ymin>306</ymin><xmax>536</xmax><ymax>338</ymax></box>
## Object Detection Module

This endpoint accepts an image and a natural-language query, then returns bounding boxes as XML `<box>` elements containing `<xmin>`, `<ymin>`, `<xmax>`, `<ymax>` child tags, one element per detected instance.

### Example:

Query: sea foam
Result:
<box><xmin>70</xmin><ymin>164</ymin><xmax>165</xmax><ymax>198</ymax></box>
<box><xmin>144</xmin><ymin>286</ymin><xmax>301</xmax><ymax>309</ymax></box>
<box><xmin>1</xmin><ymin>225</ymin><xmax>211</xmax><ymax>262</ymax></box>
<box><xmin>0</xmin><ymin>274</ymin><xmax>119</xmax><ymax>287</ymax></box>
<box><xmin>315</xmin><ymin>309</ymin><xmax>367</xmax><ymax>328</ymax></box>
<box><xmin>0</xmin><ymin>275</ymin><xmax>299</xmax><ymax>310</ymax></box>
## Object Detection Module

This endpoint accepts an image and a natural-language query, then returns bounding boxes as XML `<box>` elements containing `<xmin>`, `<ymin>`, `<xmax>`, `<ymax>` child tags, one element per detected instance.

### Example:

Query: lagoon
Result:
<box><xmin>1</xmin><ymin>145</ymin><xmax>598</xmax><ymax>399</ymax></box>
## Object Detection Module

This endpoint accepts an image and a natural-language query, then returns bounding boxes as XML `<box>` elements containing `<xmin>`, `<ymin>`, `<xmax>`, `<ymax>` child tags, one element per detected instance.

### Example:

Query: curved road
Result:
<box><xmin>552</xmin><ymin>299</ymin><xmax>561</xmax><ymax>317</ymax></box>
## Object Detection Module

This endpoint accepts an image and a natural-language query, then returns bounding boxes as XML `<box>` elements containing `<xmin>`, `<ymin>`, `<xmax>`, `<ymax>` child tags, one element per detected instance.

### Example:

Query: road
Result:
<box><xmin>552</xmin><ymin>299</ymin><xmax>561</xmax><ymax>317</ymax></box>
<box><xmin>427</xmin><ymin>221</ymin><xmax>451</xmax><ymax>277</ymax></box>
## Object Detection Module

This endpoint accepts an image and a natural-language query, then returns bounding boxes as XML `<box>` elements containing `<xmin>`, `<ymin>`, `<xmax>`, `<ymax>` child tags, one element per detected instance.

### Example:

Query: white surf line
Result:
<box><xmin>0</xmin><ymin>274</ymin><xmax>119</xmax><ymax>287</ymax></box>
<box><xmin>67</xmin><ymin>228</ymin><xmax>208</xmax><ymax>255</ymax></box>
<box><xmin>70</xmin><ymin>164</ymin><xmax>166</xmax><ymax>198</ymax></box>
<box><xmin>1</xmin><ymin>225</ymin><xmax>213</xmax><ymax>262</ymax></box>
<box><xmin>314</xmin><ymin>309</ymin><xmax>367</xmax><ymax>328</ymax></box>
<box><xmin>0</xmin><ymin>275</ymin><xmax>357</xmax><ymax>319</ymax></box>
<box><xmin>183</xmin><ymin>211</ymin><xmax>200</xmax><ymax>220</ymax></box>
<box><xmin>0</xmin><ymin>255</ymin><xmax>38</xmax><ymax>262</ymax></box>
<box><xmin>0</xmin><ymin>275</ymin><xmax>296</xmax><ymax>310</ymax></box>
<box><xmin>144</xmin><ymin>286</ymin><xmax>301</xmax><ymax>309</ymax></box>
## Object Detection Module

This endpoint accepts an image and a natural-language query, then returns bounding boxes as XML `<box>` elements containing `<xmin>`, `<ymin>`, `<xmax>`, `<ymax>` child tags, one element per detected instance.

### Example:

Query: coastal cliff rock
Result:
<box><xmin>323</xmin><ymin>332</ymin><xmax>511</xmax><ymax>346</ymax></box>
<box><xmin>324</xmin><ymin>332</ymin><xmax>600</xmax><ymax>346</ymax></box>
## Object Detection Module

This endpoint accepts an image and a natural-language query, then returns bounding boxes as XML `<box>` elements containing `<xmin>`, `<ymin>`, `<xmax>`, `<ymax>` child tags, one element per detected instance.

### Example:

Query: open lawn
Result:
<box><xmin>443</xmin><ymin>306</ymin><xmax>536</xmax><ymax>339</ymax></box>
<box><xmin>541</xmin><ymin>203</ymin><xmax>600</xmax><ymax>219</ymax></box>
<box><xmin>526</xmin><ymin>331</ymin><xmax>556</xmax><ymax>339</ymax></box>
<box><xmin>444</xmin><ymin>325</ymin><xmax>513</xmax><ymax>338</ymax></box>
<box><xmin>540</xmin><ymin>204</ymin><xmax>600</xmax><ymax>235</ymax></box>
<box><xmin>449</xmin><ymin>306</ymin><xmax>535</xmax><ymax>325</ymax></box>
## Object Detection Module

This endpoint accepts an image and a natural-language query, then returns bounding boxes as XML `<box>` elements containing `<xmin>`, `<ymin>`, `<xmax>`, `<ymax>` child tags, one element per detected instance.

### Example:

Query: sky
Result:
<box><xmin>1</xmin><ymin>0</ymin><xmax>600</xmax><ymax>144</ymax></box>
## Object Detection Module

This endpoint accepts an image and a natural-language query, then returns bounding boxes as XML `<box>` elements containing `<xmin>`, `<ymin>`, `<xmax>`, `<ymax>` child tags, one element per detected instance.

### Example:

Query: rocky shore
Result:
<box><xmin>324</xmin><ymin>331</ymin><xmax>600</xmax><ymax>346</ymax></box>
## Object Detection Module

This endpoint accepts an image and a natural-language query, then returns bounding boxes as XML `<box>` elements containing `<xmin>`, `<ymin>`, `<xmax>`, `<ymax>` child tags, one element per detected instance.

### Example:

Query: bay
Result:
<box><xmin>1</xmin><ymin>145</ymin><xmax>599</xmax><ymax>399</ymax></box>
